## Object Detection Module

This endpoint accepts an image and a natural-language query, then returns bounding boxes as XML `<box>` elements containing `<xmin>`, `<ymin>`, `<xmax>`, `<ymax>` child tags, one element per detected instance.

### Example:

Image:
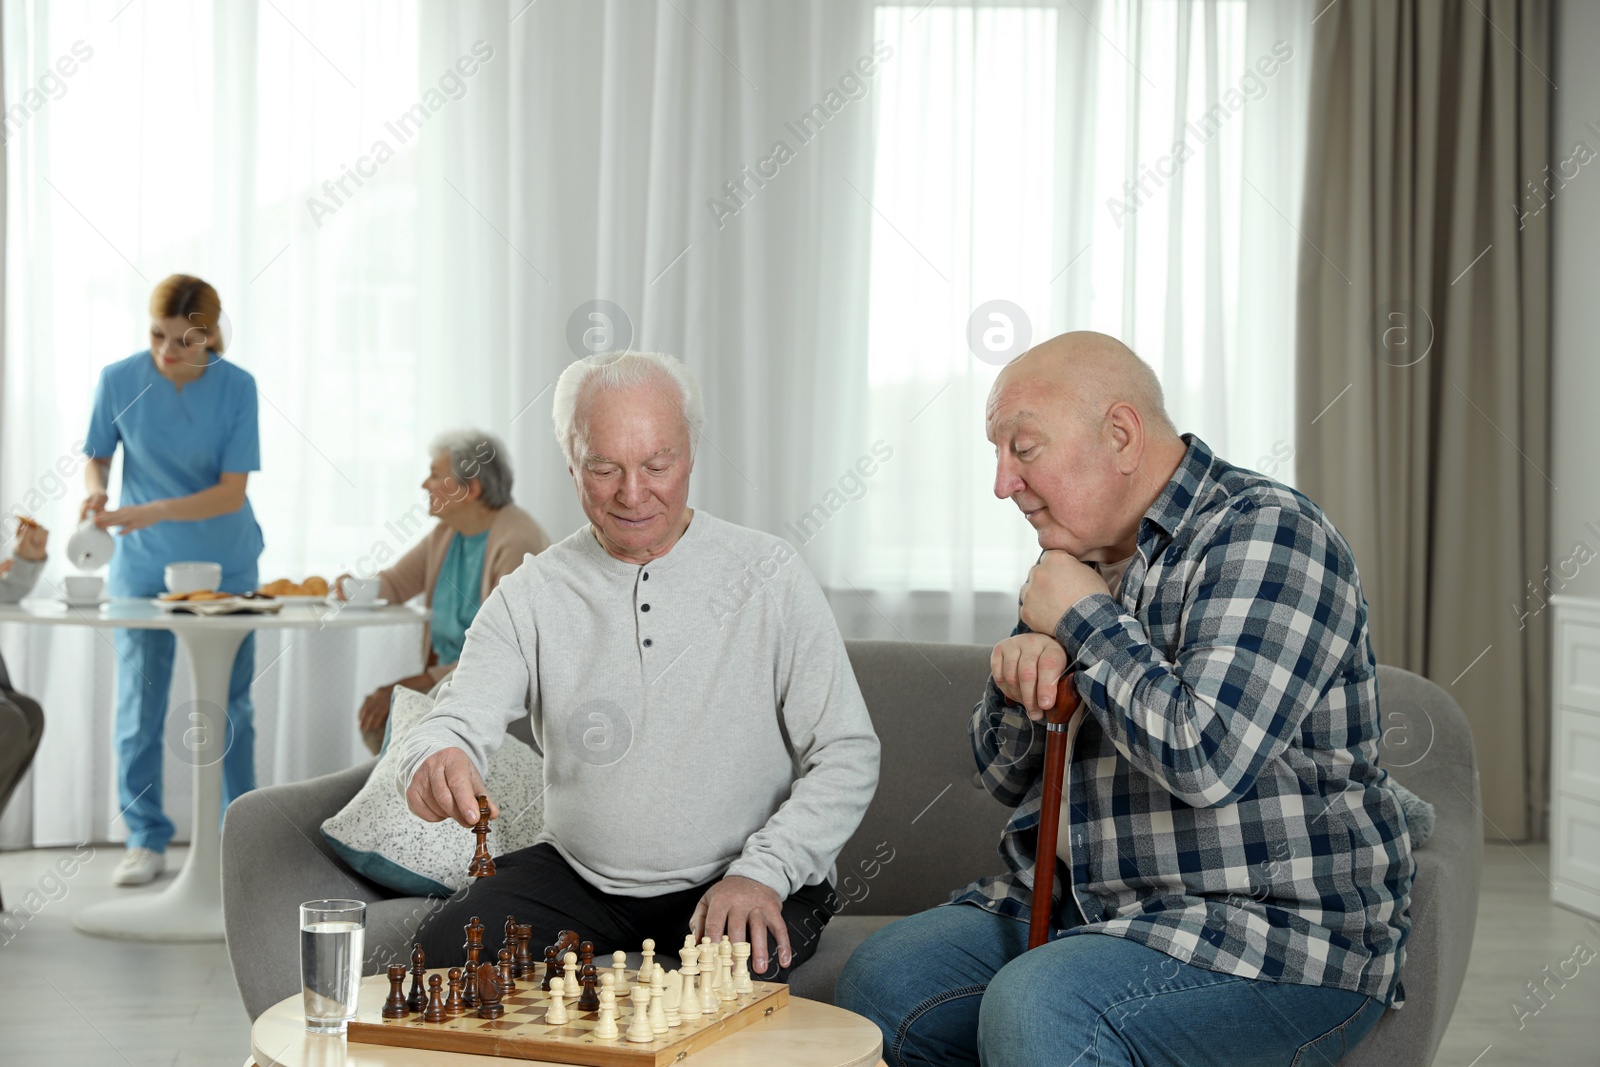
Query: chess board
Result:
<box><xmin>347</xmin><ymin>969</ymin><xmax>791</xmax><ymax>1066</ymax></box>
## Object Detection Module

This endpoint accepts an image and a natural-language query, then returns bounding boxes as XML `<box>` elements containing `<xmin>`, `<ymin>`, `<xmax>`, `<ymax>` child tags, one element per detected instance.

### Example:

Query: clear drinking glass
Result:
<box><xmin>299</xmin><ymin>898</ymin><xmax>367</xmax><ymax>1033</ymax></box>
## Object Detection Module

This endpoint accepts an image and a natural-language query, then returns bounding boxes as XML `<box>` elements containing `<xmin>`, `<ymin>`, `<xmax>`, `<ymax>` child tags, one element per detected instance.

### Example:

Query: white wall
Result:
<box><xmin>1551</xmin><ymin>1</ymin><xmax>1600</xmax><ymax>602</ymax></box>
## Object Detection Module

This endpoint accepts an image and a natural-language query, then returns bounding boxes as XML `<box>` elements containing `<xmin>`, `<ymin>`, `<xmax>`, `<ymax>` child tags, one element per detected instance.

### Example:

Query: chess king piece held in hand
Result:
<box><xmin>467</xmin><ymin>794</ymin><xmax>496</xmax><ymax>878</ymax></box>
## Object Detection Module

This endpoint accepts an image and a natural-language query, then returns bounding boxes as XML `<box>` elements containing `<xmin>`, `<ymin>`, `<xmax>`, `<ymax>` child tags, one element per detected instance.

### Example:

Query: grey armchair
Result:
<box><xmin>223</xmin><ymin>642</ymin><xmax>1480</xmax><ymax>1066</ymax></box>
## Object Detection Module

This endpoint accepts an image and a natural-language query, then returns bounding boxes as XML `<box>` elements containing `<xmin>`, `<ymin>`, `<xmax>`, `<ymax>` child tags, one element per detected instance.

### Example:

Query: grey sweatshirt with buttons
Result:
<box><xmin>395</xmin><ymin>512</ymin><xmax>880</xmax><ymax>899</ymax></box>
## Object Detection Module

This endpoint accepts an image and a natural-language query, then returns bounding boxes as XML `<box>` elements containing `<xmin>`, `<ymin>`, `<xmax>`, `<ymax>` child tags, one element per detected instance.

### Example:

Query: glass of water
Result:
<box><xmin>299</xmin><ymin>898</ymin><xmax>366</xmax><ymax>1033</ymax></box>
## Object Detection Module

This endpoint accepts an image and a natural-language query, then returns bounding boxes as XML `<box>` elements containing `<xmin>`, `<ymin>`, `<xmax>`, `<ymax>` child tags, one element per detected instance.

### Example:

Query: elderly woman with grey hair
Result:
<box><xmin>340</xmin><ymin>430</ymin><xmax>551</xmax><ymax>751</ymax></box>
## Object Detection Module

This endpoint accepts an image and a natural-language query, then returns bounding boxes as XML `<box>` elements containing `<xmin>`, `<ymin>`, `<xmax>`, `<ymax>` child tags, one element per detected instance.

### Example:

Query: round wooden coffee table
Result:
<box><xmin>248</xmin><ymin>974</ymin><xmax>884</xmax><ymax>1067</ymax></box>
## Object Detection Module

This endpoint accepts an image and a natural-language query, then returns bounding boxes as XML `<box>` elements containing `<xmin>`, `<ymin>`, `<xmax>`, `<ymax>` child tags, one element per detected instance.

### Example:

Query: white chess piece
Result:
<box><xmin>626</xmin><ymin>983</ymin><xmax>654</xmax><ymax>1042</ymax></box>
<box><xmin>593</xmin><ymin>975</ymin><xmax>618</xmax><ymax>1039</ymax></box>
<box><xmin>612</xmin><ymin>950</ymin><xmax>628</xmax><ymax>995</ymax></box>
<box><xmin>563</xmin><ymin>951</ymin><xmax>581</xmax><ymax>999</ymax></box>
<box><xmin>718</xmin><ymin>939</ymin><xmax>737</xmax><ymax>1001</ymax></box>
<box><xmin>649</xmin><ymin>964</ymin><xmax>669</xmax><ymax>1034</ymax></box>
<box><xmin>677</xmin><ymin>946</ymin><xmax>701</xmax><ymax>1020</ymax></box>
<box><xmin>698</xmin><ymin>942</ymin><xmax>719</xmax><ymax>1015</ymax></box>
<box><xmin>732</xmin><ymin>941</ymin><xmax>754</xmax><ymax>994</ymax></box>
<box><xmin>545</xmin><ymin>980</ymin><xmax>569</xmax><ymax>1025</ymax></box>
<box><xmin>701</xmin><ymin>936</ymin><xmax>719</xmax><ymax>991</ymax></box>
<box><xmin>640</xmin><ymin>938</ymin><xmax>656</xmax><ymax>987</ymax></box>
<box><xmin>663</xmin><ymin>967</ymin><xmax>683</xmax><ymax>1028</ymax></box>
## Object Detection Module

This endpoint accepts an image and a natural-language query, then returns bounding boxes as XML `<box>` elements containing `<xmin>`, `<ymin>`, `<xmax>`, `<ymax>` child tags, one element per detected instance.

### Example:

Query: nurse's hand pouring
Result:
<box><xmin>95</xmin><ymin>502</ymin><xmax>165</xmax><ymax>534</ymax></box>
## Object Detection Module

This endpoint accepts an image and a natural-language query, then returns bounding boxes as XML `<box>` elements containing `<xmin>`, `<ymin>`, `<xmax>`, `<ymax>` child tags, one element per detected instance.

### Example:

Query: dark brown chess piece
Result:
<box><xmin>445</xmin><ymin>967</ymin><xmax>464</xmax><ymax>1016</ymax></box>
<box><xmin>498</xmin><ymin>947</ymin><xmax>517</xmax><ymax>994</ymax></box>
<box><xmin>462</xmin><ymin>917</ymin><xmax>484</xmax><ymax>1008</ymax></box>
<box><xmin>541</xmin><ymin>945</ymin><xmax>559</xmax><ymax>991</ymax></box>
<box><xmin>424</xmin><ymin>974</ymin><xmax>447</xmax><ymax>1022</ymax></box>
<box><xmin>407</xmin><ymin>944</ymin><xmax>427</xmax><ymax>1012</ymax></box>
<box><xmin>514</xmin><ymin>924</ymin><xmax>534</xmax><ymax>979</ymax></box>
<box><xmin>467</xmin><ymin>795</ymin><xmax>496</xmax><ymax>877</ymax></box>
<box><xmin>577</xmin><ymin>963</ymin><xmax>600</xmax><ymax>1012</ymax></box>
<box><xmin>580</xmin><ymin>940</ymin><xmax>595</xmax><ymax>973</ymax></box>
<box><xmin>475</xmin><ymin>962</ymin><xmax>505</xmax><ymax>1020</ymax></box>
<box><xmin>383</xmin><ymin>964</ymin><xmax>409</xmax><ymax>1018</ymax></box>
<box><xmin>503</xmin><ymin>916</ymin><xmax>518</xmax><ymax>962</ymax></box>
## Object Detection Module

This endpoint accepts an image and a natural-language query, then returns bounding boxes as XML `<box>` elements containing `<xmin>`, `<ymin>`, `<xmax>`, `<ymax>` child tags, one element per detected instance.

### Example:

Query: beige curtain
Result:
<box><xmin>1294</xmin><ymin>0</ymin><xmax>1550</xmax><ymax>840</ymax></box>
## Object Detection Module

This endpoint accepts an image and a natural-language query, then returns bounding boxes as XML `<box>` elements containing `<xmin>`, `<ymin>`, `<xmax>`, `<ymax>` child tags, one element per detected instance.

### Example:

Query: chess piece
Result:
<box><xmin>545</xmin><ymin>978</ymin><xmax>569</xmax><ymax>1025</ymax></box>
<box><xmin>594</xmin><ymin>975</ymin><xmax>619</xmax><ymax>1039</ymax></box>
<box><xmin>424</xmin><ymin>974</ymin><xmax>446</xmax><ymax>1022</ymax></box>
<box><xmin>677</xmin><ymin>945</ymin><xmax>701</xmax><ymax>1020</ymax></box>
<box><xmin>663</xmin><ymin>967</ymin><xmax>683</xmax><ymax>1028</ymax></box>
<box><xmin>612</xmin><ymin>950</ymin><xmax>628</xmax><ymax>994</ymax></box>
<box><xmin>580</xmin><ymin>940</ymin><xmax>595</xmax><ymax>977</ymax></box>
<box><xmin>445</xmin><ymin>968</ymin><xmax>464</xmax><ymax>1015</ymax></box>
<box><xmin>503</xmin><ymin>916</ymin><xmax>517</xmax><ymax>958</ymax></box>
<box><xmin>383</xmin><ymin>964</ymin><xmax>409</xmax><ymax>1018</ymax></box>
<box><xmin>639</xmin><ymin>938</ymin><xmax>656</xmax><ymax>986</ymax></box>
<box><xmin>462</xmin><ymin>923</ymin><xmax>483</xmax><ymax>1008</ymax></box>
<box><xmin>475</xmin><ymin>962</ymin><xmax>505</xmax><ymax>1020</ymax></box>
<box><xmin>719</xmin><ymin>939</ymin><xmax>737</xmax><ymax>1001</ymax></box>
<box><xmin>514</xmin><ymin>924</ymin><xmax>534</xmax><ymax>979</ymax></box>
<box><xmin>626</xmin><ymin>983</ymin><xmax>654</xmax><ymax>1042</ymax></box>
<box><xmin>699</xmin><ymin>941</ymin><xmax>718</xmax><ymax>1015</ymax></box>
<box><xmin>563</xmin><ymin>950</ymin><xmax>581</xmax><ymax>999</ymax></box>
<box><xmin>732</xmin><ymin>941</ymin><xmax>753</xmax><ymax>994</ymax></box>
<box><xmin>649</xmin><ymin>964</ymin><xmax>668</xmax><ymax>1034</ymax></box>
<box><xmin>498</xmin><ymin>948</ymin><xmax>517</xmax><ymax>995</ymax></box>
<box><xmin>541</xmin><ymin>945</ymin><xmax>559</xmax><ymax>991</ymax></box>
<box><xmin>407</xmin><ymin>944</ymin><xmax>427</xmax><ymax>1012</ymax></box>
<box><xmin>578</xmin><ymin>963</ymin><xmax>600</xmax><ymax>1013</ymax></box>
<box><xmin>467</xmin><ymin>795</ymin><xmax>496</xmax><ymax>877</ymax></box>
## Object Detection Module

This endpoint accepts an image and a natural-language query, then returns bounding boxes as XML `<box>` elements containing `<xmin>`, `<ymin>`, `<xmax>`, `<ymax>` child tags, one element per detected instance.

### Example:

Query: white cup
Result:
<box><xmin>165</xmin><ymin>561</ymin><xmax>223</xmax><ymax>594</ymax></box>
<box><xmin>63</xmin><ymin>575</ymin><xmax>104</xmax><ymax>602</ymax></box>
<box><xmin>337</xmin><ymin>575</ymin><xmax>381</xmax><ymax>605</ymax></box>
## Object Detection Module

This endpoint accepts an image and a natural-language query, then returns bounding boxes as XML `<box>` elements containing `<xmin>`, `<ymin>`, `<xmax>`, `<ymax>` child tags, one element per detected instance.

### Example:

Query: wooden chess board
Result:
<box><xmin>347</xmin><ymin>969</ymin><xmax>791</xmax><ymax>1066</ymax></box>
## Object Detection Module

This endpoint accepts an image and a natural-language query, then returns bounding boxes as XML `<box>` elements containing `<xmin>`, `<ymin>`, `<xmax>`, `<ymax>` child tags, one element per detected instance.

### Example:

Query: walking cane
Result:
<box><xmin>1028</xmin><ymin>672</ymin><xmax>1082</xmax><ymax>949</ymax></box>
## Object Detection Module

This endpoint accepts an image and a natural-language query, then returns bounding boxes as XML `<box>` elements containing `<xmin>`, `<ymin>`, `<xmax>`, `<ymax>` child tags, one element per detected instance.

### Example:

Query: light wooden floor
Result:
<box><xmin>0</xmin><ymin>843</ymin><xmax>1594</xmax><ymax>1065</ymax></box>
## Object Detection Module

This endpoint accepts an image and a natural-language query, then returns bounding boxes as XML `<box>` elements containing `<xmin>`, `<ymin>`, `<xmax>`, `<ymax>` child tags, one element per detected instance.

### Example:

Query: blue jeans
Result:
<box><xmin>114</xmin><ymin>629</ymin><xmax>257</xmax><ymax>852</ymax></box>
<box><xmin>837</xmin><ymin>903</ymin><xmax>1386</xmax><ymax>1067</ymax></box>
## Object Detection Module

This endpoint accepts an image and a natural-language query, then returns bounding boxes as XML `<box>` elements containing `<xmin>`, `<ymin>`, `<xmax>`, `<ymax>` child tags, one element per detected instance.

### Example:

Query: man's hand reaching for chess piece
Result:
<box><xmin>406</xmin><ymin>746</ymin><xmax>499</xmax><ymax>828</ymax></box>
<box><xmin>691</xmin><ymin>875</ymin><xmax>793</xmax><ymax>977</ymax></box>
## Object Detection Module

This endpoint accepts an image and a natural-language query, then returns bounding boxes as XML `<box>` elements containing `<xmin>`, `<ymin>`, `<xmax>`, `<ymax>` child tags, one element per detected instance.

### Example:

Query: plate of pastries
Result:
<box><xmin>254</xmin><ymin>576</ymin><xmax>330</xmax><ymax>602</ymax></box>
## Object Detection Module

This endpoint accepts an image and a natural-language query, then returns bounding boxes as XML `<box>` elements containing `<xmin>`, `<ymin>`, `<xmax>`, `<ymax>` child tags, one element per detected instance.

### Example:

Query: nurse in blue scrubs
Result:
<box><xmin>80</xmin><ymin>274</ymin><xmax>265</xmax><ymax>888</ymax></box>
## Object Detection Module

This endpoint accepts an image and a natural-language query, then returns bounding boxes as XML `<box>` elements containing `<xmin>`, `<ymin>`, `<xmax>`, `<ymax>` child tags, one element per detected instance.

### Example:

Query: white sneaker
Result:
<box><xmin>112</xmin><ymin>847</ymin><xmax>165</xmax><ymax>887</ymax></box>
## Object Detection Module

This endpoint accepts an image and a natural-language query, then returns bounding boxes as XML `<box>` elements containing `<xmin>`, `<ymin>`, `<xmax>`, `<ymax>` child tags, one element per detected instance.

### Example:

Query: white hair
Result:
<box><xmin>551</xmin><ymin>352</ymin><xmax>705</xmax><ymax>467</ymax></box>
<box><xmin>429</xmin><ymin>428</ymin><xmax>514</xmax><ymax>509</ymax></box>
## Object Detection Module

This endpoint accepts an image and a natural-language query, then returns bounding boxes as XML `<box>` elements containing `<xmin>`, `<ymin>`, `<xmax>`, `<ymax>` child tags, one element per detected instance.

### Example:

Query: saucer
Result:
<box><xmin>335</xmin><ymin>598</ymin><xmax>389</xmax><ymax>611</ymax></box>
<box><xmin>61</xmin><ymin>597</ymin><xmax>109</xmax><ymax>609</ymax></box>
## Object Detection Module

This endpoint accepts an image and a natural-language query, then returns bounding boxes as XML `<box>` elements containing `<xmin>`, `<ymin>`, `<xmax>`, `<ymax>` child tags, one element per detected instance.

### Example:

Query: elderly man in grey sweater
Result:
<box><xmin>398</xmin><ymin>352</ymin><xmax>880</xmax><ymax>980</ymax></box>
<box><xmin>1</xmin><ymin>520</ymin><xmax>49</xmax><ymax>909</ymax></box>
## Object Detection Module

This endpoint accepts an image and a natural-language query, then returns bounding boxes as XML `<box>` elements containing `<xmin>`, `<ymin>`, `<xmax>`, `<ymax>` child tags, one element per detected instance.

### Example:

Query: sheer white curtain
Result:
<box><xmin>0</xmin><ymin>0</ymin><xmax>884</xmax><ymax>847</ymax></box>
<box><xmin>0</xmin><ymin>0</ymin><xmax>1306</xmax><ymax>847</ymax></box>
<box><xmin>814</xmin><ymin>0</ymin><xmax>1311</xmax><ymax>644</ymax></box>
<box><xmin>0</xmin><ymin>0</ymin><xmax>464</xmax><ymax>847</ymax></box>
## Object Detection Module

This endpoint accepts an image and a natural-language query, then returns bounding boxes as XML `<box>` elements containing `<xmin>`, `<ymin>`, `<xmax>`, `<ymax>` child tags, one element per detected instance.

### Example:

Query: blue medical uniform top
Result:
<box><xmin>429</xmin><ymin>529</ymin><xmax>487</xmax><ymax>665</ymax></box>
<box><xmin>84</xmin><ymin>350</ymin><xmax>265</xmax><ymax>598</ymax></box>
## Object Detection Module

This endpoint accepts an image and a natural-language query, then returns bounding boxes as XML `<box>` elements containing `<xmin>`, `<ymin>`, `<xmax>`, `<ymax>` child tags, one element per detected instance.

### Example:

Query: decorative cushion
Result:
<box><xmin>320</xmin><ymin>687</ymin><xmax>544</xmax><ymax>896</ymax></box>
<box><xmin>1392</xmin><ymin>779</ymin><xmax>1436</xmax><ymax>849</ymax></box>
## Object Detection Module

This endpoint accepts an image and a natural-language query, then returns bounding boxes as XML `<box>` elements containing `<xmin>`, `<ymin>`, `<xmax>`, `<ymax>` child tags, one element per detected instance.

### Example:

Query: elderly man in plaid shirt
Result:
<box><xmin>839</xmin><ymin>332</ymin><xmax>1414</xmax><ymax>1067</ymax></box>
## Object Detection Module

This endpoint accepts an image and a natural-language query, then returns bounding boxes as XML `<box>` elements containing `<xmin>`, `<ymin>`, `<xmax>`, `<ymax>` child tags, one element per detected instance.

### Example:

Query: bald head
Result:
<box><xmin>992</xmin><ymin>331</ymin><xmax>1177</xmax><ymax>439</ymax></box>
<box><xmin>986</xmin><ymin>331</ymin><xmax>1187</xmax><ymax>561</ymax></box>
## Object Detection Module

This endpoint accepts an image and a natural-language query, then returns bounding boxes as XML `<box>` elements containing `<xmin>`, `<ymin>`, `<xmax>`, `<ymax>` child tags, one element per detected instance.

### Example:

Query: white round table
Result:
<box><xmin>0</xmin><ymin>597</ymin><xmax>427</xmax><ymax>943</ymax></box>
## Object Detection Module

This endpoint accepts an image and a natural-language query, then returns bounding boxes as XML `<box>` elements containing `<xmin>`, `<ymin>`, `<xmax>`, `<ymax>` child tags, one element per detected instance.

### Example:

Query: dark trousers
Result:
<box><xmin>0</xmin><ymin>687</ymin><xmax>45</xmax><ymax>912</ymax></box>
<box><xmin>415</xmin><ymin>842</ymin><xmax>837</xmax><ymax>983</ymax></box>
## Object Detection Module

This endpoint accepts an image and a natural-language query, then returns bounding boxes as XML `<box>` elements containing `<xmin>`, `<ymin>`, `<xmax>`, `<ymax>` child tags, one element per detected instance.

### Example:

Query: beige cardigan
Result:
<box><xmin>378</xmin><ymin>502</ymin><xmax>552</xmax><ymax>681</ymax></box>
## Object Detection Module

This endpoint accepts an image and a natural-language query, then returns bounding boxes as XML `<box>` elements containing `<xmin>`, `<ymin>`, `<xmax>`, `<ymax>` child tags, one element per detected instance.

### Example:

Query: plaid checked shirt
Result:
<box><xmin>951</xmin><ymin>434</ymin><xmax>1415</xmax><ymax>1007</ymax></box>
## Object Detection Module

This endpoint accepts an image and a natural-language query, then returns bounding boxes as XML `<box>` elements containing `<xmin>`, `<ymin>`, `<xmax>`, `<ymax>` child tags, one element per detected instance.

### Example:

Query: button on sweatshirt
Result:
<box><xmin>395</xmin><ymin>511</ymin><xmax>880</xmax><ymax>899</ymax></box>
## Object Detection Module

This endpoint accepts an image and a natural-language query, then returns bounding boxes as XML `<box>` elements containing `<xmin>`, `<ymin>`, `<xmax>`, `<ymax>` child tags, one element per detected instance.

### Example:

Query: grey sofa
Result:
<box><xmin>224</xmin><ymin>641</ymin><xmax>1481</xmax><ymax>1065</ymax></box>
